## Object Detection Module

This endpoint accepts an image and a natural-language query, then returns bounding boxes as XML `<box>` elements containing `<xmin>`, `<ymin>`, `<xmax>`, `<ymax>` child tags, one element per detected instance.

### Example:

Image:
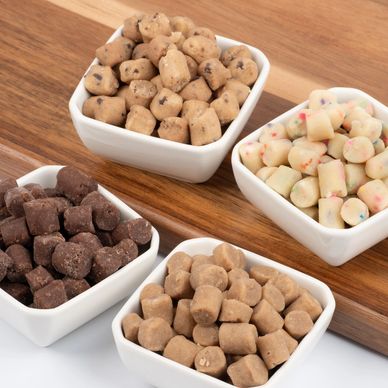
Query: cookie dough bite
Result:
<box><xmin>219</xmin><ymin>323</ymin><xmax>258</xmax><ymax>355</ymax></box>
<box><xmin>318</xmin><ymin>197</ymin><xmax>345</xmax><ymax>229</ymax></box>
<box><xmin>125</xmin><ymin>105</ymin><xmax>156</xmax><ymax>135</ymax></box>
<box><xmin>182</xmin><ymin>36</ymin><xmax>221</xmax><ymax>64</ymax></box>
<box><xmin>210</xmin><ymin>91</ymin><xmax>240</xmax><ymax>125</ymax></box>
<box><xmin>227</xmin><ymin>57</ymin><xmax>258</xmax><ymax>86</ymax></box>
<box><xmin>288</xmin><ymin>146</ymin><xmax>320</xmax><ymax>176</ymax></box>
<box><xmin>190</xmin><ymin>264</ymin><xmax>228</xmax><ymax>291</ymax></box>
<box><xmin>213</xmin><ymin>242</ymin><xmax>243</xmax><ymax>271</ymax></box>
<box><xmin>163</xmin><ymin>335</ymin><xmax>200</xmax><ymax>368</ymax></box>
<box><xmin>119</xmin><ymin>58</ymin><xmax>157</xmax><ymax>83</ymax></box>
<box><xmin>343</xmin><ymin>136</ymin><xmax>375</xmax><ymax>163</ymax></box>
<box><xmin>125</xmin><ymin>80</ymin><xmax>157</xmax><ymax>109</ymax></box>
<box><xmin>191</xmin><ymin>254</ymin><xmax>216</xmax><ymax>272</ymax></box>
<box><xmin>228</xmin><ymin>268</ymin><xmax>249</xmax><ymax>287</ymax></box>
<box><xmin>84</xmin><ymin>65</ymin><xmax>119</xmax><ymax>96</ymax></box>
<box><xmin>340</xmin><ymin>198</ymin><xmax>369</xmax><ymax>226</ymax></box>
<box><xmin>290</xmin><ymin>177</ymin><xmax>320</xmax><ymax>208</ymax></box>
<box><xmin>131</xmin><ymin>43</ymin><xmax>149</xmax><ymax>59</ymax></box>
<box><xmin>159</xmin><ymin>49</ymin><xmax>191</xmax><ymax>92</ymax></box>
<box><xmin>140</xmin><ymin>283</ymin><xmax>164</xmax><ymax>302</ymax></box>
<box><xmin>227</xmin><ymin>354</ymin><xmax>268</xmax><ymax>387</ymax></box>
<box><xmin>138</xmin><ymin>317</ymin><xmax>174</xmax><ymax>351</ymax></box>
<box><xmin>257</xmin><ymin>330</ymin><xmax>290</xmax><ymax>369</ymax></box>
<box><xmin>184</xmin><ymin>55</ymin><xmax>198</xmax><ymax>80</ymax></box>
<box><xmin>318</xmin><ymin>159</ymin><xmax>347</xmax><ymax>197</ymax></box>
<box><xmin>150</xmin><ymin>75</ymin><xmax>163</xmax><ymax>92</ymax></box>
<box><xmin>284</xmin><ymin>310</ymin><xmax>313</xmax><ymax>339</ymax></box>
<box><xmin>138</xmin><ymin>12</ymin><xmax>172</xmax><ymax>42</ymax></box>
<box><xmin>238</xmin><ymin>141</ymin><xmax>263</xmax><ymax>174</ymax></box>
<box><xmin>256</xmin><ymin>166</ymin><xmax>278</xmax><ymax>182</ymax></box>
<box><xmin>181</xmin><ymin>100</ymin><xmax>209</xmax><ymax>122</ymax></box>
<box><xmin>327</xmin><ymin>133</ymin><xmax>348</xmax><ymax>160</ymax></box>
<box><xmin>122</xmin><ymin>312</ymin><xmax>143</xmax><ymax>343</ymax></box>
<box><xmin>357</xmin><ymin>179</ymin><xmax>388</xmax><ymax>213</ymax></box>
<box><xmin>267</xmin><ymin>273</ymin><xmax>299</xmax><ymax>306</ymax></box>
<box><xmin>158</xmin><ymin>117</ymin><xmax>190</xmax><ymax>144</ymax></box>
<box><xmin>189</xmin><ymin>107</ymin><xmax>222</xmax><ymax>146</ymax></box>
<box><xmin>141</xmin><ymin>293</ymin><xmax>174</xmax><ymax>324</ymax></box>
<box><xmin>193</xmin><ymin>324</ymin><xmax>219</xmax><ymax>346</ymax></box>
<box><xmin>308</xmin><ymin>89</ymin><xmax>337</xmax><ymax>110</ymax></box>
<box><xmin>227</xmin><ymin>278</ymin><xmax>262</xmax><ymax>306</ymax></box>
<box><xmin>262</xmin><ymin>282</ymin><xmax>285</xmax><ymax>312</ymax></box>
<box><xmin>164</xmin><ymin>270</ymin><xmax>193</xmax><ymax>299</ymax></box>
<box><xmin>170</xmin><ymin>16</ymin><xmax>195</xmax><ymax>38</ymax></box>
<box><xmin>266</xmin><ymin>166</ymin><xmax>302</xmax><ymax>198</ymax></box>
<box><xmin>218</xmin><ymin>79</ymin><xmax>250</xmax><ymax>106</ymax></box>
<box><xmin>221</xmin><ymin>45</ymin><xmax>252</xmax><ymax>67</ymax></box>
<box><xmin>92</xmin><ymin>96</ymin><xmax>127</xmax><ymax>126</ymax></box>
<box><xmin>365</xmin><ymin>149</ymin><xmax>388</xmax><ymax>179</ymax></box>
<box><xmin>166</xmin><ymin>251</ymin><xmax>192</xmax><ymax>273</ymax></box>
<box><xmin>306</xmin><ymin>109</ymin><xmax>335</xmax><ymax>141</ymax></box>
<box><xmin>188</xmin><ymin>27</ymin><xmax>216</xmax><ymax>41</ymax></box>
<box><xmin>179</xmin><ymin>77</ymin><xmax>212</xmax><ymax>102</ymax></box>
<box><xmin>285</xmin><ymin>290</ymin><xmax>322</xmax><ymax>321</ymax></box>
<box><xmin>259</xmin><ymin>122</ymin><xmax>288</xmax><ymax>143</ymax></box>
<box><xmin>150</xmin><ymin>88</ymin><xmax>183</xmax><ymax>121</ymax></box>
<box><xmin>343</xmin><ymin>106</ymin><xmax>371</xmax><ymax>131</ymax></box>
<box><xmin>195</xmin><ymin>346</ymin><xmax>227</xmax><ymax>378</ymax></box>
<box><xmin>190</xmin><ymin>285</ymin><xmax>223</xmax><ymax>325</ymax></box>
<box><xmin>96</xmin><ymin>36</ymin><xmax>134</xmax><ymax>67</ymax></box>
<box><xmin>123</xmin><ymin>14</ymin><xmax>144</xmax><ymax>42</ymax></box>
<box><xmin>147</xmin><ymin>35</ymin><xmax>177</xmax><ymax>66</ymax></box>
<box><xmin>262</xmin><ymin>139</ymin><xmax>292</xmax><ymax>167</ymax></box>
<box><xmin>219</xmin><ymin>299</ymin><xmax>253</xmax><ymax>323</ymax></box>
<box><xmin>251</xmin><ymin>299</ymin><xmax>284</xmax><ymax>335</ymax></box>
<box><xmin>198</xmin><ymin>58</ymin><xmax>231</xmax><ymax>90</ymax></box>
<box><xmin>286</xmin><ymin>109</ymin><xmax>309</xmax><ymax>139</ymax></box>
<box><xmin>173</xmin><ymin>299</ymin><xmax>196</xmax><ymax>338</ymax></box>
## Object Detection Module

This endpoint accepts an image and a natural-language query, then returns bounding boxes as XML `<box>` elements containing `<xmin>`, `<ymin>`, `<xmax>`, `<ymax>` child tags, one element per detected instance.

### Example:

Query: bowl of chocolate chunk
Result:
<box><xmin>112</xmin><ymin>238</ymin><xmax>335</xmax><ymax>388</ymax></box>
<box><xmin>0</xmin><ymin>165</ymin><xmax>159</xmax><ymax>346</ymax></box>
<box><xmin>69</xmin><ymin>12</ymin><xmax>270</xmax><ymax>183</ymax></box>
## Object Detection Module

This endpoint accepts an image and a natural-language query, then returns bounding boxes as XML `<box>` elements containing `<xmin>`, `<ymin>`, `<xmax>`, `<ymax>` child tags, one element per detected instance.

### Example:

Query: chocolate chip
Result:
<box><xmin>93</xmin><ymin>73</ymin><xmax>103</xmax><ymax>81</ymax></box>
<box><xmin>97</xmin><ymin>97</ymin><xmax>103</xmax><ymax>105</ymax></box>
<box><xmin>159</xmin><ymin>96</ymin><xmax>168</xmax><ymax>105</ymax></box>
<box><xmin>236</xmin><ymin>61</ymin><xmax>244</xmax><ymax>70</ymax></box>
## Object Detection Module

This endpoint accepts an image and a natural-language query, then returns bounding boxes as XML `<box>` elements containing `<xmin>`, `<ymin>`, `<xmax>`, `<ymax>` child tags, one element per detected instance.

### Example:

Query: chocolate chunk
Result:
<box><xmin>55</xmin><ymin>166</ymin><xmax>98</xmax><ymax>205</ymax></box>
<box><xmin>95</xmin><ymin>229</ymin><xmax>114</xmax><ymax>247</ymax></box>
<box><xmin>112</xmin><ymin>218</ymin><xmax>152</xmax><ymax>245</ymax></box>
<box><xmin>44</xmin><ymin>187</ymin><xmax>61</xmax><ymax>197</ymax></box>
<box><xmin>33</xmin><ymin>280</ymin><xmax>68</xmax><ymax>309</ymax></box>
<box><xmin>24</xmin><ymin>199</ymin><xmax>60</xmax><ymax>236</ymax></box>
<box><xmin>4</xmin><ymin>187</ymin><xmax>34</xmax><ymax>217</ymax></box>
<box><xmin>33</xmin><ymin>232</ymin><xmax>65</xmax><ymax>266</ymax></box>
<box><xmin>89</xmin><ymin>247</ymin><xmax>122</xmax><ymax>283</ymax></box>
<box><xmin>64</xmin><ymin>206</ymin><xmax>95</xmax><ymax>235</ymax></box>
<box><xmin>113</xmin><ymin>238</ymin><xmax>138</xmax><ymax>266</ymax></box>
<box><xmin>0</xmin><ymin>217</ymin><xmax>31</xmax><ymax>247</ymax></box>
<box><xmin>0</xmin><ymin>206</ymin><xmax>10</xmax><ymax>221</ymax></box>
<box><xmin>63</xmin><ymin>277</ymin><xmax>90</xmax><ymax>299</ymax></box>
<box><xmin>52</xmin><ymin>242</ymin><xmax>93</xmax><ymax>279</ymax></box>
<box><xmin>5</xmin><ymin>244</ymin><xmax>33</xmax><ymax>282</ymax></box>
<box><xmin>45</xmin><ymin>197</ymin><xmax>72</xmax><ymax>215</ymax></box>
<box><xmin>24</xmin><ymin>183</ymin><xmax>48</xmax><ymax>199</ymax></box>
<box><xmin>25</xmin><ymin>265</ymin><xmax>54</xmax><ymax>292</ymax></box>
<box><xmin>69</xmin><ymin>232</ymin><xmax>102</xmax><ymax>255</ymax></box>
<box><xmin>1</xmin><ymin>281</ymin><xmax>32</xmax><ymax>305</ymax></box>
<box><xmin>0</xmin><ymin>177</ymin><xmax>18</xmax><ymax>207</ymax></box>
<box><xmin>0</xmin><ymin>249</ymin><xmax>13</xmax><ymax>282</ymax></box>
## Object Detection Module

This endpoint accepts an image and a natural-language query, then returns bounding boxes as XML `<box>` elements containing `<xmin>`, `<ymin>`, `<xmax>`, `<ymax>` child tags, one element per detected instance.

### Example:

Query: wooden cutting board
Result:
<box><xmin>0</xmin><ymin>0</ymin><xmax>387</xmax><ymax>354</ymax></box>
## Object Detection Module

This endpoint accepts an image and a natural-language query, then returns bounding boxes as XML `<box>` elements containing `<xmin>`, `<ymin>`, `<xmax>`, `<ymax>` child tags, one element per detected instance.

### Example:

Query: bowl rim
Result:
<box><xmin>112</xmin><ymin>237</ymin><xmax>335</xmax><ymax>388</ymax></box>
<box><xmin>231</xmin><ymin>86</ymin><xmax>388</xmax><ymax>237</ymax></box>
<box><xmin>0</xmin><ymin>165</ymin><xmax>160</xmax><ymax>317</ymax></box>
<box><xmin>69</xmin><ymin>26</ymin><xmax>271</xmax><ymax>154</ymax></box>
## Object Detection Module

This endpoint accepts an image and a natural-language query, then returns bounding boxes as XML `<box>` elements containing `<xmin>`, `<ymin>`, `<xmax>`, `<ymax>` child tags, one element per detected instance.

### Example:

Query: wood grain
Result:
<box><xmin>0</xmin><ymin>0</ymin><xmax>387</xmax><ymax>354</ymax></box>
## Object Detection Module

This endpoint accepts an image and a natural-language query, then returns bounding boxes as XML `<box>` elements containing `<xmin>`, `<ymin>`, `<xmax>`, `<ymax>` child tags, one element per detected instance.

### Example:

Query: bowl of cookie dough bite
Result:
<box><xmin>232</xmin><ymin>87</ymin><xmax>388</xmax><ymax>266</ymax></box>
<box><xmin>112</xmin><ymin>238</ymin><xmax>335</xmax><ymax>388</ymax></box>
<box><xmin>69</xmin><ymin>12</ymin><xmax>270</xmax><ymax>183</ymax></box>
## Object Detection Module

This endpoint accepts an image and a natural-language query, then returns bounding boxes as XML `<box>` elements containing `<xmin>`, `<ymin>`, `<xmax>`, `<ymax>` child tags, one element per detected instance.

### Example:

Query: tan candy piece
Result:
<box><xmin>267</xmin><ymin>274</ymin><xmax>299</xmax><ymax>306</ymax></box>
<box><xmin>182</xmin><ymin>36</ymin><xmax>220</xmax><ymax>64</ymax></box>
<box><xmin>141</xmin><ymin>293</ymin><xmax>174</xmax><ymax>325</ymax></box>
<box><xmin>221</xmin><ymin>45</ymin><xmax>252</xmax><ymax>67</ymax></box>
<box><xmin>123</xmin><ymin>14</ymin><xmax>144</xmax><ymax>42</ymax></box>
<box><xmin>249</xmin><ymin>265</ymin><xmax>279</xmax><ymax>286</ymax></box>
<box><xmin>158</xmin><ymin>117</ymin><xmax>190</xmax><ymax>144</ymax></box>
<box><xmin>147</xmin><ymin>35</ymin><xmax>177</xmax><ymax>67</ymax></box>
<box><xmin>164</xmin><ymin>270</ymin><xmax>194</xmax><ymax>299</ymax></box>
<box><xmin>257</xmin><ymin>329</ymin><xmax>290</xmax><ymax>369</ymax></box>
<box><xmin>228</xmin><ymin>57</ymin><xmax>259</xmax><ymax>86</ymax></box>
<box><xmin>213</xmin><ymin>242</ymin><xmax>243</xmax><ymax>271</ymax></box>
<box><xmin>193</xmin><ymin>324</ymin><xmax>219</xmax><ymax>346</ymax></box>
<box><xmin>279</xmin><ymin>329</ymin><xmax>298</xmax><ymax>354</ymax></box>
<box><xmin>125</xmin><ymin>80</ymin><xmax>157</xmax><ymax>109</ymax></box>
<box><xmin>83</xmin><ymin>96</ymin><xmax>126</xmax><ymax>126</ymax></box>
<box><xmin>170</xmin><ymin>16</ymin><xmax>195</xmax><ymax>38</ymax></box>
<box><xmin>96</xmin><ymin>36</ymin><xmax>134</xmax><ymax>67</ymax></box>
<box><xmin>179</xmin><ymin>77</ymin><xmax>212</xmax><ymax>102</ymax></box>
<box><xmin>185</xmin><ymin>55</ymin><xmax>198</xmax><ymax>80</ymax></box>
<box><xmin>219</xmin><ymin>299</ymin><xmax>253</xmax><ymax>323</ymax></box>
<box><xmin>227</xmin><ymin>354</ymin><xmax>268</xmax><ymax>387</ymax></box>
<box><xmin>285</xmin><ymin>291</ymin><xmax>323</xmax><ymax>321</ymax></box>
<box><xmin>189</xmin><ymin>107</ymin><xmax>222</xmax><ymax>146</ymax></box>
<box><xmin>140</xmin><ymin>283</ymin><xmax>164</xmax><ymax>302</ymax></box>
<box><xmin>119</xmin><ymin>58</ymin><xmax>157</xmax><ymax>83</ymax></box>
<box><xmin>122</xmin><ymin>312</ymin><xmax>143</xmax><ymax>342</ymax></box>
<box><xmin>188</xmin><ymin>27</ymin><xmax>216</xmax><ymax>41</ymax></box>
<box><xmin>251</xmin><ymin>299</ymin><xmax>284</xmax><ymax>335</ymax></box>
<box><xmin>173</xmin><ymin>299</ymin><xmax>196</xmax><ymax>338</ymax></box>
<box><xmin>190</xmin><ymin>285</ymin><xmax>223</xmax><ymax>325</ymax></box>
<box><xmin>195</xmin><ymin>346</ymin><xmax>227</xmax><ymax>378</ymax></box>
<box><xmin>138</xmin><ymin>13</ymin><xmax>171</xmax><ymax>42</ymax></box>
<box><xmin>219</xmin><ymin>79</ymin><xmax>250</xmax><ymax>107</ymax></box>
<box><xmin>228</xmin><ymin>268</ymin><xmax>249</xmax><ymax>287</ymax></box>
<box><xmin>163</xmin><ymin>335</ymin><xmax>200</xmax><ymax>368</ymax></box>
<box><xmin>131</xmin><ymin>43</ymin><xmax>149</xmax><ymax>59</ymax></box>
<box><xmin>210</xmin><ymin>91</ymin><xmax>240</xmax><ymax>125</ymax></box>
<box><xmin>125</xmin><ymin>105</ymin><xmax>156</xmax><ymax>135</ymax></box>
<box><xmin>228</xmin><ymin>278</ymin><xmax>262</xmax><ymax>307</ymax></box>
<box><xmin>150</xmin><ymin>75</ymin><xmax>163</xmax><ymax>92</ymax></box>
<box><xmin>150</xmin><ymin>88</ymin><xmax>183</xmax><ymax>121</ymax></box>
<box><xmin>262</xmin><ymin>282</ymin><xmax>285</xmax><ymax>312</ymax></box>
<box><xmin>190</xmin><ymin>264</ymin><xmax>228</xmax><ymax>291</ymax></box>
<box><xmin>219</xmin><ymin>323</ymin><xmax>258</xmax><ymax>355</ymax></box>
<box><xmin>167</xmin><ymin>251</ymin><xmax>192</xmax><ymax>273</ymax></box>
<box><xmin>190</xmin><ymin>254</ymin><xmax>216</xmax><ymax>272</ymax></box>
<box><xmin>284</xmin><ymin>310</ymin><xmax>313</xmax><ymax>339</ymax></box>
<box><xmin>138</xmin><ymin>317</ymin><xmax>173</xmax><ymax>351</ymax></box>
<box><xmin>198</xmin><ymin>58</ymin><xmax>231</xmax><ymax>91</ymax></box>
<box><xmin>181</xmin><ymin>100</ymin><xmax>209</xmax><ymax>123</ymax></box>
<box><xmin>84</xmin><ymin>65</ymin><xmax>119</xmax><ymax>96</ymax></box>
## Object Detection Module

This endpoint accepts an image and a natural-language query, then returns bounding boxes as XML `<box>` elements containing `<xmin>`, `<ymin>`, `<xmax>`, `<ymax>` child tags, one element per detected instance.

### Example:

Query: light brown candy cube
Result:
<box><xmin>138</xmin><ymin>317</ymin><xmax>174</xmax><ymax>351</ymax></box>
<box><xmin>219</xmin><ymin>299</ymin><xmax>253</xmax><ymax>323</ymax></box>
<box><xmin>284</xmin><ymin>290</ymin><xmax>323</xmax><ymax>321</ymax></box>
<box><xmin>185</xmin><ymin>55</ymin><xmax>198</xmax><ymax>80</ymax></box>
<box><xmin>140</xmin><ymin>283</ymin><xmax>164</xmax><ymax>302</ymax></box>
<box><xmin>189</xmin><ymin>107</ymin><xmax>222</xmax><ymax>146</ymax></box>
<box><xmin>170</xmin><ymin>16</ymin><xmax>195</xmax><ymax>38</ymax></box>
<box><xmin>122</xmin><ymin>312</ymin><xmax>143</xmax><ymax>343</ymax></box>
<box><xmin>141</xmin><ymin>293</ymin><xmax>173</xmax><ymax>325</ymax></box>
<box><xmin>228</xmin><ymin>57</ymin><xmax>259</xmax><ymax>86</ymax></box>
<box><xmin>284</xmin><ymin>310</ymin><xmax>313</xmax><ymax>339</ymax></box>
<box><xmin>221</xmin><ymin>45</ymin><xmax>252</xmax><ymax>67</ymax></box>
<box><xmin>119</xmin><ymin>58</ymin><xmax>157</xmax><ymax>83</ymax></box>
<box><xmin>179</xmin><ymin>77</ymin><xmax>212</xmax><ymax>102</ymax></box>
<box><xmin>251</xmin><ymin>299</ymin><xmax>284</xmax><ymax>335</ymax></box>
<box><xmin>150</xmin><ymin>75</ymin><xmax>163</xmax><ymax>92</ymax></box>
<box><xmin>116</xmin><ymin>84</ymin><xmax>129</xmax><ymax>98</ymax></box>
<box><xmin>192</xmin><ymin>324</ymin><xmax>219</xmax><ymax>346</ymax></box>
<box><xmin>210</xmin><ymin>91</ymin><xmax>240</xmax><ymax>125</ymax></box>
<box><xmin>123</xmin><ymin>14</ymin><xmax>144</xmax><ymax>42</ymax></box>
<box><xmin>164</xmin><ymin>270</ymin><xmax>194</xmax><ymax>299</ymax></box>
<box><xmin>279</xmin><ymin>329</ymin><xmax>298</xmax><ymax>354</ymax></box>
<box><xmin>138</xmin><ymin>13</ymin><xmax>172</xmax><ymax>42</ymax></box>
<box><xmin>218</xmin><ymin>79</ymin><xmax>250</xmax><ymax>107</ymax></box>
<box><xmin>96</xmin><ymin>36</ymin><xmax>134</xmax><ymax>67</ymax></box>
<box><xmin>163</xmin><ymin>335</ymin><xmax>200</xmax><ymax>368</ymax></box>
<box><xmin>190</xmin><ymin>254</ymin><xmax>216</xmax><ymax>272</ymax></box>
<box><xmin>84</xmin><ymin>65</ymin><xmax>119</xmax><ymax>96</ymax></box>
<box><xmin>159</xmin><ymin>49</ymin><xmax>191</xmax><ymax>92</ymax></box>
<box><xmin>181</xmin><ymin>100</ymin><xmax>209</xmax><ymax>123</ymax></box>
<box><xmin>125</xmin><ymin>105</ymin><xmax>156</xmax><ymax>135</ymax></box>
<box><xmin>267</xmin><ymin>274</ymin><xmax>300</xmax><ymax>306</ymax></box>
<box><xmin>227</xmin><ymin>268</ymin><xmax>249</xmax><ymax>288</ymax></box>
<box><xmin>189</xmin><ymin>264</ymin><xmax>228</xmax><ymax>291</ymax></box>
<box><xmin>227</xmin><ymin>278</ymin><xmax>262</xmax><ymax>307</ymax></box>
<box><xmin>158</xmin><ymin>117</ymin><xmax>190</xmax><ymax>144</ymax></box>
<box><xmin>182</xmin><ymin>36</ymin><xmax>221</xmax><ymax>64</ymax></box>
<box><xmin>257</xmin><ymin>329</ymin><xmax>290</xmax><ymax>369</ymax></box>
<box><xmin>83</xmin><ymin>96</ymin><xmax>126</xmax><ymax>126</ymax></box>
<box><xmin>194</xmin><ymin>346</ymin><xmax>227</xmax><ymax>378</ymax></box>
<box><xmin>198</xmin><ymin>58</ymin><xmax>231</xmax><ymax>91</ymax></box>
<box><xmin>213</xmin><ymin>242</ymin><xmax>242</xmax><ymax>271</ymax></box>
<box><xmin>188</xmin><ymin>27</ymin><xmax>216</xmax><ymax>41</ymax></box>
<box><xmin>150</xmin><ymin>88</ymin><xmax>183</xmax><ymax>121</ymax></box>
<box><xmin>227</xmin><ymin>354</ymin><xmax>268</xmax><ymax>387</ymax></box>
<box><xmin>147</xmin><ymin>35</ymin><xmax>177</xmax><ymax>67</ymax></box>
<box><xmin>262</xmin><ymin>282</ymin><xmax>285</xmax><ymax>312</ymax></box>
<box><xmin>249</xmin><ymin>265</ymin><xmax>279</xmax><ymax>286</ymax></box>
<box><xmin>219</xmin><ymin>323</ymin><xmax>258</xmax><ymax>355</ymax></box>
<box><xmin>125</xmin><ymin>80</ymin><xmax>157</xmax><ymax>109</ymax></box>
<box><xmin>132</xmin><ymin>43</ymin><xmax>149</xmax><ymax>59</ymax></box>
<box><xmin>190</xmin><ymin>285</ymin><xmax>223</xmax><ymax>325</ymax></box>
<box><xmin>167</xmin><ymin>251</ymin><xmax>192</xmax><ymax>273</ymax></box>
<box><xmin>173</xmin><ymin>299</ymin><xmax>196</xmax><ymax>338</ymax></box>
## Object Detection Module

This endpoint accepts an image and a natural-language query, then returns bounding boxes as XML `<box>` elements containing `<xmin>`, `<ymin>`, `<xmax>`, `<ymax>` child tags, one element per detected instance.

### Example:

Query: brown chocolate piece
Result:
<box><xmin>0</xmin><ymin>217</ymin><xmax>31</xmax><ymax>247</ymax></box>
<box><xmin>55</xmin><ymin>166</ymin><xmax>98</xmax><ymax>205</ymax></box>
<box><xmin>6</xmin><ymin>244</ymin><xmax>33</xmax><ymax>282</ymax></box>
<box><xmin>25</xmin><ymin>265</ymin><xmax>54</xmax><ymax>292</ymax></box>
<box><xmin>33</xmin><ymin>280</ymin><xmax>68</xmax><ymax>309</ymax></box>
<box><xmin>64</xmin><ymin>206</ymin><xmax>95</xmax><ymax>235</ymax></box>
<box><xmin>63</xmin><ymin>277</ymin><xmax>90</xmax><ymax>299</ymax></box>
<box><xmin>113</xmin><ymin>238</ymin><xmax>138</xmax><ymax>266</ymax></box>
<box><xmin>69</xmin><ymin>232</ymin><xmax>102</xmax><ymax>255</ymax></box>
<box><xmin>52</xmin><ymin>242</ymin><xmax>93</xmax><ymax>280</ymax></box>
<box><xmin>0</xmin><ymin>281</ymin><xmax>32</xmax><ymax>305</ymax></box>
<box><xmin>0</xmin><ymin>206</ymin><xmax>11</xmax><ymax>221</ymax></box>
<box><xmin>0</xmin><ymin>177</ymin><xmax>17</xmax><ymax>207</ymax></box>
<box><xmin>44</xmin><ymin>187</ymin><xmax>61</xmax><ymax>197</ymax></box>
<box><xmin>95</xmin><ymin>229</ymin><xmax>114</xmax><ymax>247</ymax></box>
<box><xmin>4</xmin><ymin>187</ymin><xmax>34</xmax><ymax>217</ymax></box>
<box><xmin>45</xmin><ymin>197</ymin><xmax>72</xmax><ymax>215</ymax></box>
<box><xmin>23</xmin><ymin>199</ymin><xmax>60</xmax><ymax>236</ymax></box>
<box><xmin>24</xmin><ymin>183</ymin><xmax>48</xmax><ymax>199</ymax></box>
<box><xmin>89</xmin><ymin>246</ymin><xmax>122</xmax><ymax>283</ymax></box>
<box><xmin>112</xmin><ymin>218</ymin><xmax>152</xmax><ymax>245</ymax></box>
<box><xmin>33</xmin><ymin>232</ymin><xmax>65</xmax><ymax>266</ymax></box>
<box><xmin>0</xmin><ymin>249</ymin><xmax>12</xmax><ymax>282</ymax></box>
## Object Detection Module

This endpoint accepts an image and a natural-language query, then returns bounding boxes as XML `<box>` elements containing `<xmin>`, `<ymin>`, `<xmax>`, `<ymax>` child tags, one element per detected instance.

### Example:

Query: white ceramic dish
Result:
<box><xmin>69</xmin><ymin>27</ymin><xmax>270</xmax><ymax>183</ymax></box>
<box><xmin>0</xmin><ymin>165</ymin><xmax>159</xmax><ymax>347</ymax></box>
<box><xmin>232</xmin><ymin>87</ymin><xmax>388</xmax><ymax>266</ymax></box>
<box><xmin>112</xmin><ymin>237</ymin><xmax>335</xmax><ymax>388</ymax></box>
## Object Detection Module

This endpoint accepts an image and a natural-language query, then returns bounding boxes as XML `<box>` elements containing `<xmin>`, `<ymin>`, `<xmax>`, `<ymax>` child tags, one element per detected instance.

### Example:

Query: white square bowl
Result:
<box><xmin>231</xmin><ymin>87</ymin><xmax>388</xmax><ymax>266</ymax></box>
<box><xmin>69</xmin><ymin>27</ymin><xmax>270</xmax><ymax>183</ymax></box>
<box><xmin>0</xmin><ymin>165</ymin><xmax>160</xmax><ymax>346</ymax></box>
<box><xmin>112</xmin><ymin>237</ymin><xmax>335</xmax><ymax>388</ymax></box>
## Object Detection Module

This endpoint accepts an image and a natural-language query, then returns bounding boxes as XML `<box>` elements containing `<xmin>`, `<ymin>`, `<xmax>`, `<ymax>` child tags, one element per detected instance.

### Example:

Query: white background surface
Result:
<box><xmin>1</xmin><ymin>256</ymin><xmax>387</xmax><ymax>387</ymax></box>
